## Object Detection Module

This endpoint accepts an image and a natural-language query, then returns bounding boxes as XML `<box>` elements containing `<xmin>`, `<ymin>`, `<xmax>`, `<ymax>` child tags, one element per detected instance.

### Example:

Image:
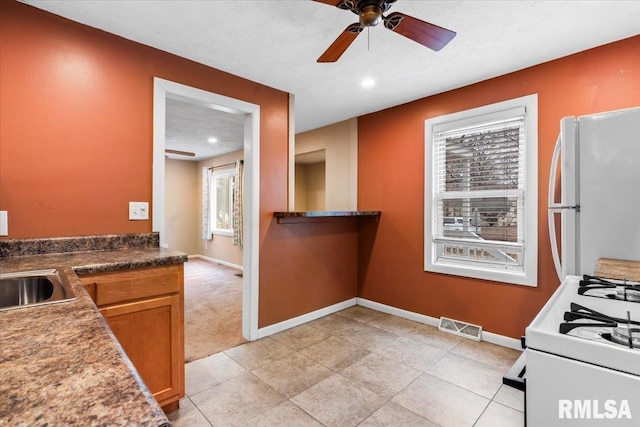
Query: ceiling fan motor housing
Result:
<box><xmin>342</xmin><ymin>0</ymin><xmax>396</xmax><ymax>27</ymax></box>
<box><xmin>360</xmin><ymin>4</ymin><xmax>382</xmax><ymax>27</ymax></box>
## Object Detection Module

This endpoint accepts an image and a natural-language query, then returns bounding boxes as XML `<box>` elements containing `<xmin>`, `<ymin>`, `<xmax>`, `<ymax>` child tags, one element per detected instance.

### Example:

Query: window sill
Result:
<box><xmin>425</xmin><ymin>260</ymin><xmax>537</xmax><ymax>287</ymax></box>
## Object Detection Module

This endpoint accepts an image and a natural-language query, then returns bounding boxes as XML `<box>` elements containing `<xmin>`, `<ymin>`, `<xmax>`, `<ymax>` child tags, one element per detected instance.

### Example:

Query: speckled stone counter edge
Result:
<box><xmin>0</xmin><ymin>232</ymin><xmax>161</xmax><ymax>258</ymax></box>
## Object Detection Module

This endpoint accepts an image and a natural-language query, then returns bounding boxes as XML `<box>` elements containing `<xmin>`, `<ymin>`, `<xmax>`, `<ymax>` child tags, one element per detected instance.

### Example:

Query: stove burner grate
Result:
<box><xmin>559</xmin><ymin>303</ymin><xmax>639</xmax><ymax>349</ymax></box>
<box><xmin>578</xmin><ymin>275</ymin><xmax>640</xmax><ymax>303</ymax></box>
<box><xmin>602</xmin><ymin>326</ymin><xmax>640</xmax><ymax>348</ymax></box>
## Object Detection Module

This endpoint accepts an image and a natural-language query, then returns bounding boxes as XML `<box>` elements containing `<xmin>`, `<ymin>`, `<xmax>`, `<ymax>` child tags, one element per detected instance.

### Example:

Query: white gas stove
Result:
<box><xmin>524</xmin><ymin>275</ymin><xmax>640</xmax><ymax>426</ymax></box>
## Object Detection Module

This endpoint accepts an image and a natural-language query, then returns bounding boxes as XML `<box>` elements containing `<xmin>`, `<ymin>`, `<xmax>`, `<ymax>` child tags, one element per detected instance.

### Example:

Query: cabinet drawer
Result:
<box><xmin>80</xmin><ymin>264</ymin><xmax>181</xmax><ymax>306</ymax></box>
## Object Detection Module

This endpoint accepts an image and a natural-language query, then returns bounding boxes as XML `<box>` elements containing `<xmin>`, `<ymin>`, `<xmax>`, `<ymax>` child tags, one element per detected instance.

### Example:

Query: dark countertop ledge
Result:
<box><xmin>274</xmin><ymin>210</ymin><xmax>381</xmax><ymax>224</ymax></box>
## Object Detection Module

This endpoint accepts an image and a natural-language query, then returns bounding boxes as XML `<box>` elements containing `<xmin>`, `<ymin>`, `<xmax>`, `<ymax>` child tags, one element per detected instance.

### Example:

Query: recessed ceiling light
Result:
<box><xmin>361</xmin><ymin>78</ymin><xmax>375</xmax><ymax>88</ymax></box>
<box><xmin>208</xmin><ymin>137</ymin><xmax>218</xmax><ymax>143</ymax></box>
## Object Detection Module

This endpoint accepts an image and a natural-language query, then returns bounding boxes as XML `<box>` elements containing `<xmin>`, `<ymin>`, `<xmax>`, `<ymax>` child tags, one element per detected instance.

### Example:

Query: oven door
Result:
<box><xmin>527</xmin><ymin>348</ymin><xmax>640</xmax><ymax>426</ymax></box>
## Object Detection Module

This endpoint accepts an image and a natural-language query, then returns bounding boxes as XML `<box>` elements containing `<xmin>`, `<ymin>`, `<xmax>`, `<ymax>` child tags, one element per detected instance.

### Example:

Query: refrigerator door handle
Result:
<box><xmin>548</xmin><ymin>134</ymin><xmax>563</xmax><ymax>280</ymax></box>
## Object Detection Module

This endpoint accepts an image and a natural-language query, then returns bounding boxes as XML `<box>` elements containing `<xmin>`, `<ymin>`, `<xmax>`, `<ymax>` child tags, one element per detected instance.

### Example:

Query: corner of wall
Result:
<box><xmin>349</xmin><ymin>118</ymin><xmax>358</xmax><ymax>210</ymax></box>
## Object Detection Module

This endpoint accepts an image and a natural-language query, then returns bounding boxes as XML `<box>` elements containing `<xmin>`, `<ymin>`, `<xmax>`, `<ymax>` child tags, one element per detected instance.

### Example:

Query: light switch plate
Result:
<box><xmin>0</xmin><ymin>211</ymin><xmax>7</xmax><ymax>236</ymax></box>
<box><xmin>129</xmin><ymin>202</ymin><xmax>149</xmax><ymax>220</ymax></box>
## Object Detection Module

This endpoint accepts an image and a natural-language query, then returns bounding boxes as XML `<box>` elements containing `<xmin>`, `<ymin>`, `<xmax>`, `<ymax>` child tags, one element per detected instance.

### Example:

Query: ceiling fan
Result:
<box><xmin>165</xmin><ymin>149</ymin><xmax>195</xmax><ymax>157</ymax></box>
<box><xmin>313</xmin><ymin>0</ymin><xmax>456</xmax><ymax>62</ymax></box>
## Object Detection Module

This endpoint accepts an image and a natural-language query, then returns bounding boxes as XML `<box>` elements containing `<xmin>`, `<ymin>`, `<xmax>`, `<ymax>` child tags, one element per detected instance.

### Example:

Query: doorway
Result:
<box><xmin>152</xmin><ymin>77</ymin><xmax>260</xmax><ymax>342</ymax></box>
<box><xmin>295</xmin><ymin>149</ymin><xmax>326</xmax><ymax>211</ymax></box>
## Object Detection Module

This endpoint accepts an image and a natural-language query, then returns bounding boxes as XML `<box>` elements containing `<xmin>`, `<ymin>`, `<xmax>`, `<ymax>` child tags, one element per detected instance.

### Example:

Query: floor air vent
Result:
<box><xmin>438</xmin><ymin>317</ymin><xmax>482</xmax><ymax>341</ymax></box>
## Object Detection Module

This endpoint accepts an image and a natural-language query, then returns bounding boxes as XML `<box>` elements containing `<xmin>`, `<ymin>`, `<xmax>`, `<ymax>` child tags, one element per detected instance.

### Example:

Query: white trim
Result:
<box><xmin>482</xmin><ymin>330</ymin><xmax>523</xmax><ymax>351</ymax></box>
<box><xmin>356</xmin><ymin>298</ymin><xmax>439</xmax><ymax>327</ymax></box>
<box><xmin>188</xmin><ymin>254</ymin><xmax>243</xmax><ymax>271</ymax></box>
<box><xmin>257</xmin><ymin>298</ymin><xmax>357</xmax><ymax>338</ymax></box>
<box><xmin>244</xmin><ymin>109</ymin><xmax>260</xmax><ymax>341</ymax></box>
<box><xmin>433</xmin><ymin>106</ymin><xmax>526</xmax><ymax>134</ymax></box>
<box><xmin>288</xmin><ymin>94</ymin><xmax>296</xmax><ymax>211</ymax></box>
<box><xmin>211</xmin><ymin>230</ymin><xmax>233</xmax><ymax>238</ymax></box>
<box><xmin>153</xmin><ymin>77</ymin><xmax>260</xmax><ymax>342</ymax></box>
<box><xmin>209</xmin><ymin>167</ymin><xmax>235</xmax><ymax>237</ymax></box>
<box><xmin>424</xmin><ymin>94</ymin><xmax>538</xmax><ymax>287</ymax></box>
<box><xmin>255</xmin><ymin>295</ymin><xmax>522</xmax><ymax>352</ymax></box>
<box><xmin>152</xmin><ymin>82</ymin><xmax>166</xmax><ymax>242</ymax></box>
<box><xmin>349</xmin><ymin>118</ymin><xmax>358</xmax><ymax>211</ymax></box>
<box><xmin>356</xmin><ymin>298</ymin><xmax>523</xmax><ymax>351</ymax></box>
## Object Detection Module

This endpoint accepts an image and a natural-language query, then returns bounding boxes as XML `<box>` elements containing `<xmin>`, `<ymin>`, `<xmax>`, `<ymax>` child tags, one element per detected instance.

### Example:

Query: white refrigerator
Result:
<box><xmin>548</xmin><ymin>106</ymin><xmax>640</xmax><ymax>281</ymax></box>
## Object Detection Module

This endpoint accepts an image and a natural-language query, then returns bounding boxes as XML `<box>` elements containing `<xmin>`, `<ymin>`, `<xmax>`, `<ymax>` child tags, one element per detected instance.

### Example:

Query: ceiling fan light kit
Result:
<box><xmin>314</xmin><ymin>0</ymin><xmax>456</xmax><ymax>62</ymax></box>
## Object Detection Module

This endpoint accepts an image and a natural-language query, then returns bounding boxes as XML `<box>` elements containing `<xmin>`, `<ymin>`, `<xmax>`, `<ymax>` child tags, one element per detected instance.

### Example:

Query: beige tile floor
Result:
<box><xmin>168</xmin><ymin>306</ymin><xmax>525</xmax><ymax>427</ymax></box>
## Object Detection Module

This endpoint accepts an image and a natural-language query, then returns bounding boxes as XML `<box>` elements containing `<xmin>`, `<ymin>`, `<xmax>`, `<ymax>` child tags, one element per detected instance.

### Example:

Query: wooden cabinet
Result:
<box><xmin>80</xmin><ymin>264</ymin><xmax>184</xmax><ymax>412</ymax></box>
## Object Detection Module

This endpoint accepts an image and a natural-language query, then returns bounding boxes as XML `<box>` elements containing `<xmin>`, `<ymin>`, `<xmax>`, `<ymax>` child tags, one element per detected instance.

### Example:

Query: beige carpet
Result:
<box><xmin>184</xmin><ymin>259</ymin><xmax>246</xmax><ymax>363</ymax></box>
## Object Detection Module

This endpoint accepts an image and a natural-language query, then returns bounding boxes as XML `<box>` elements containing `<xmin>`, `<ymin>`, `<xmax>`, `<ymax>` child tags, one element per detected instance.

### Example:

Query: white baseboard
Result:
<box><xmin>252</xmin><ymin>295</ymin><xmax>521</xmax><ymax>351</ymax></box>
<box><xmin>189</xmin><ymin>254</ymin><xmax>243</xmax><ymax>271</ymax></box>
<box><xmin>356</xmin><ymin>298</ymin><xmax>523</xmax><ymax>351</ymax></box>
<box><xmin>255</xmin><ymin>296</ymin><xmax>521</xmax><ymax>351</ymax></box>
<box><xmin>257</xmin><ymin>298</ymin><xmax>357</xmax><ymax>338</ymax></box>
<box><xmin>356</xmin><ymin>298</ymin><xmax>440</xmax><ymax>327</ymax></box>
<box><xmin>481</xmin><ymin>331</ymin><xmax>523</xmax><ymax>351</ymax></box>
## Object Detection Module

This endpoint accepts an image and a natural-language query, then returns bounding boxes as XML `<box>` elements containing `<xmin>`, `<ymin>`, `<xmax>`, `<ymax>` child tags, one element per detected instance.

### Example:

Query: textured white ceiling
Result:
<box><xmin>165</xmin><ymin>98</ymin><xmax>245</xmax><ymax>161</ymax></box>
<box><xmin>20</xmin><ymin>0</ymin><xmax>640</xmax><ymax>159</ymax></box>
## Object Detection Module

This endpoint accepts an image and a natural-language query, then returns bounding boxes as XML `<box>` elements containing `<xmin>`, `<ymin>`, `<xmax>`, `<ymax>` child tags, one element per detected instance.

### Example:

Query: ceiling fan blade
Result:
<box><xmin>384</xmin><ymin>12</ymin><xmax>456</xmax><ymax>51</ymax></box>
<box><xmin>312</xmin><ymin>0</ymin><xmax>356</xmax><ymax>11</ymax></box>
<box><xmin>318</xmin><ymin>23</ymin><xmax>363</xmax><ymax>63</ymax></box>
<box><xmin>165</xmin><ymin>149</ymin><xmax>195</xmax><ymax>157</ymax></box>
<box><xmin>312</xmin><ymin>0</ymin><xmax>344</xmax><ymax>6</ymax></box>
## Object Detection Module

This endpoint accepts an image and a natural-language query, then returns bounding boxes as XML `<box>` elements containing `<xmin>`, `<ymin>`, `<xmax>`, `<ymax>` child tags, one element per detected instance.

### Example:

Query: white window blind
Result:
<box><xmin>425</xmin><ymin>95</ymin><xmax>538</xmax><ymax>286</ymax></box>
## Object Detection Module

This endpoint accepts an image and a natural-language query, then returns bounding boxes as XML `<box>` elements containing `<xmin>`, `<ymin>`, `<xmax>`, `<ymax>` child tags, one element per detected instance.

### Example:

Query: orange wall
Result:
<box><xmin>0</xmin><ymin>1</ymin><xmax>284</xmax><ymax>239</ymax></box>
<box><xmin>357</xmin><ymin>35</ymin><xmax>640</xmax><ymax>339</ymax></box>
<box><xmin>259</xmin><ymin>219</ymin><xmax>359</xmax><ymax>327</ymax></box>
<box><xmin>0</xmin><ymin>1</ymin><xmax>358</xmax><ymax>328</ymax></box>
<box><xmin>6</xmin><ymin>3</ymin><xmax>637</xmax><ymax>334</ymax></box>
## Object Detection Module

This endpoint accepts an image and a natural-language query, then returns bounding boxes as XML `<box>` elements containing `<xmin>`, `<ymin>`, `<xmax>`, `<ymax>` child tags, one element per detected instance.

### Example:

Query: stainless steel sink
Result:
<box><xmin>0</xmin><ymin>269</ymin><xmax>77</xmax><ymax>311</ymax></box>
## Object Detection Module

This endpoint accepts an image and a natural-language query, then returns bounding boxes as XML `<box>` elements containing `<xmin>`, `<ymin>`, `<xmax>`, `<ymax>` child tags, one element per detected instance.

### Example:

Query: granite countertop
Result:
<box><xmin>0</xmin><ymin>246</ymin><xmax>188</xmax><ymax>275</ymax></box>
<box><xmin>0</xmin><ymin>234</ymin><xmax>188</xmax><ymax>426</ymax></box>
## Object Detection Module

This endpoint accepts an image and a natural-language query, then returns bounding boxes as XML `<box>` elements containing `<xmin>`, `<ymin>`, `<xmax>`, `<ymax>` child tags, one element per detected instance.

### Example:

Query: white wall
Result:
<box><xmin>295</xmin><ymin>118</ymin><xmax>357</xmax><ymax>211</ymax></box>
<box><xmin>165</xmin><ymin>159</ymin><xmax>199</xmax><ymax>254</ymax></box>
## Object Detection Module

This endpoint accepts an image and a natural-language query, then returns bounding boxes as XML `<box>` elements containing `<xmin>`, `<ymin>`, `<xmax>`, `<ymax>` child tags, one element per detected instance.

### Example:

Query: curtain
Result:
<box><xmin>202</xmin><ymin>167</ymin><xmax>212</xmax><ymax>240</ymax></box>
<box><xmin>233</xmin><ymin>160</ymin><xmax>244</xmax><ymax>247</ymax></box>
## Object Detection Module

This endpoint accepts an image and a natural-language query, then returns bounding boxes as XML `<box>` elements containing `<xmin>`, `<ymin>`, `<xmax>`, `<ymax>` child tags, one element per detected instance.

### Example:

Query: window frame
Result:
<box><xmin>209</xmin><ymin>168</ymin><xmax>235</xmax><ymax>237</ymax></box>
<box><xmin>424</xmin><ymin>94</ymin><xmax>538</xmax><ymax>287</ymax></box>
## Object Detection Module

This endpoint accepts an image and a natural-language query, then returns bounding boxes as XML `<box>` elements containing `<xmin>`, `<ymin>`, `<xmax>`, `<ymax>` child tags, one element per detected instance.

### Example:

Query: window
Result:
<box><xmin>210</xmin><ymin>169</ymin><xmax>235</xmax><ymax>236</ymax></box>
<box><xmin>424</xmin><ymin>94</ymin><xmax>538</xmax><ymax>286</ymax></box>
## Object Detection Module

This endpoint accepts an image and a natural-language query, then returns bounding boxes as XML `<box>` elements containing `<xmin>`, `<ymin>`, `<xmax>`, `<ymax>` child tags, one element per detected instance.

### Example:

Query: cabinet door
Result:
<box><xmin>100</xmin><ymin>294</ymin><xmax>182</xmax><ymax>407</ymax></box>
